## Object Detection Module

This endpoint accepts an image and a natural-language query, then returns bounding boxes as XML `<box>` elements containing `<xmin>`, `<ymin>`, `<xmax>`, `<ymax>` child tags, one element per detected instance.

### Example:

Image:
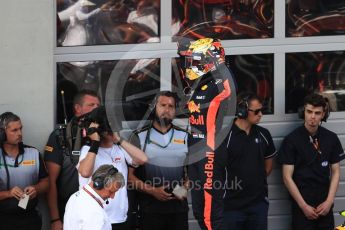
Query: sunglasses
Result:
<box><xmin>248</xmin><ymin>108</ymin><xmax>263</xmax><ymax>115</ymax></box>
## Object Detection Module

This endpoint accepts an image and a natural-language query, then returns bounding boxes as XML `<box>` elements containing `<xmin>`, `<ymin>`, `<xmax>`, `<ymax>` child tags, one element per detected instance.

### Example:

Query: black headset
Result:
<box><xmin>93</xmin><ymin>166</ymin><xmax>119</xmax><ymax>190</ymax></box>
<box><xmin>0</xmin><ymin>113</ymin><xmax>10</xmax><ymax>143</ymax></box>
<box><xmin>0</xmin><ymin>127</ymin><xmax>5</xmax><ymax>143</ymax></box>
<box><xmin>236</xmin><ymin>93</ymin><xmax>254</xmax><ymax>119</ymax></box>
<box><xmin>297</xmin><ymin>97</ymin><xmax>330</xmax><ymax>122</ymax></box>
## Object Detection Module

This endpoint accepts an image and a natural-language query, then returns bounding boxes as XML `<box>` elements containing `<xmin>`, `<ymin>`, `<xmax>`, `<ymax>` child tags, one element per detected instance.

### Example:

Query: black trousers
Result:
<box><xmin>291</xmin><ymin>201</ymin><xmax>334</xmax><ymax>230</ymax></box>
<box><xmin>140</xmin><ymin>211</ymin><xmax>188</xmax><ymax>230</ymax></box>
<box><xmin>188</xmin><ymin>151</ymin><xmax>226</xmax><ymax>230</ymax></box>
<box><xmin>0</xmin><ymin>210</ymin><xmax>42</xmax><ymax>230</ymax></box>
<box><xmin>112</xmin><ymin>221</ymin><xmax>129</xmax><ymax>230</ymax></box>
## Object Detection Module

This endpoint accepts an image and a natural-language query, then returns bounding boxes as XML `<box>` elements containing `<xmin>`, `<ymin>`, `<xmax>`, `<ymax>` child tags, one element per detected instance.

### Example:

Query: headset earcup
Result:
<box><xmin>297</xmin><ymin>106</ymin><xmax>304</xmax><ymax>119</ymax></box>
<box><xmin>0</xmin><ymin>128</ymin><xmax>5</xmax><ymax>143</ymax></box>
<box><xmin>93</xmin><ymin>177</ymin><xmax>104</xmax><ymax>190</ymax></box>
<box><xmin>237</xmin><ymin>107</ymin><xmax>247</xmax><ymax>119</ymax></box>
<box><xmin>236</xmin><ymin>102</ymin><xmax>248</xmax><ymax>119</ymax></box>
<box><xmin>93</xmin><ymin>166</ymin><xmax>118</xmax><ymax>190</ymax></box>
<box><xmin>0</xmin><ymin>128</ymin><xmax>6</xmax><ymax>143</ymax></box>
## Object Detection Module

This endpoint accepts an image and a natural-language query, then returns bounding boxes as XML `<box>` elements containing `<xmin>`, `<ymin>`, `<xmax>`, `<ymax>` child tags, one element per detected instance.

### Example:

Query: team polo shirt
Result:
<box><xmin>64</xmin><ymin>184</ymin><xmax>111</xmax><ymax>230</ymax></box>
<box><xmin>77</xmin><ymin>144</ymin><xmax>133</xmax><ymax>224</ymax></box>
<box><xmin>277</xmin><ymin>126</ymin><xmax>344</xmax><ymax>203</ymax></box>
<box><xmin>44</xmin><ymin>119</ymin><xmax>87</xmax><ymax>203</ymax></box>
<box><xmin>134</xmin><ymin>125</ymin><xmax>188</xmax><ymax>213</ymax></box>
<box><xmin>224</xmin><ymin>123</ymin><xmax>276</xmax><ymax>210</ymax></box>
<box><xmin>0</xmin><ymin>144</ymin><xmax>48</xmax><ymax>213</ymax></box>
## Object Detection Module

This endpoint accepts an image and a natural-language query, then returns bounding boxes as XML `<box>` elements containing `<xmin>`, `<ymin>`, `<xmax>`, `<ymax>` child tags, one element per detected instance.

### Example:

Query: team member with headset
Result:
<box><xmin>222</xmin><ymin>93</ymin><xmax>276</xmax><ymax>230</ymax></box>
<box><xmin>64</xmin><ymin>164</ymin><xmax>125</xmax><ymax>230</ymax></box>
<box><xmin>128</xmin><ymin>91</ymin><xmax>189</xmax><ymax>230</ymax></box>
<box><xmin>77</xmin><ymin>118</ymin><xmax>148</xmax><ymax>230</ymax></box>
<box><xmin>44</xmin><ymin>89</ymin><xmax>100</xmax><ymax>229</ymax></box>
<box><xmin>277</xmin><ymin>93</ymin><xmax>344</xmax><ymax>230</ymax></box>
<box><xmin>0</xmin><ymin>112</ymin><xmax>49</xmax><ymax>230</ymax></box>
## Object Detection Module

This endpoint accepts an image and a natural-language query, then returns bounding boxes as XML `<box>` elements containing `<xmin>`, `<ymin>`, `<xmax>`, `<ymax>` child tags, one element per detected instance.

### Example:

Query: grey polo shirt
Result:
<box><xmin>0</xmin><ymin>144</ymin><xmax>48</xmax><ymax>213</ymax></box>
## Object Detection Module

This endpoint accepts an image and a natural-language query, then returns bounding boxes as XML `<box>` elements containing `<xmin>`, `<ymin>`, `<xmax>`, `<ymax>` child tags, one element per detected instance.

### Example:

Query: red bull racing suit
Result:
<box><xmin>187</xmin><ymin>67</ymin><xmax>232</xmax><ymax>230</ymax></box>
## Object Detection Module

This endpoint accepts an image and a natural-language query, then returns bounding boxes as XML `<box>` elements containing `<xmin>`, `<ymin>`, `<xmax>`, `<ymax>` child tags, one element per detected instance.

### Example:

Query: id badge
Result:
<box><xmin>72</xmin><ymin>151</ymin><xmax>80</xmax><ymax>156</ymax></box>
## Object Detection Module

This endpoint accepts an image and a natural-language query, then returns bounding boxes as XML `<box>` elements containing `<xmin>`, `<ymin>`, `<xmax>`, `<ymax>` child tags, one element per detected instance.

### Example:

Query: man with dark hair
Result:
<box><xmin>44</xmin><ymin>89</ymin><xmax>100</xmax><ymax>230</ymax></box>
<box><xmin>64</xmin><ymin>164</ymin><xmax>125</xmax><ymax>230</ymax></box>
<box><xmin>128</xmin><ymin>90</ymin><xmax>189</xmax><ymax>230</ymax></box>
<box><xmin>0</xmin><ymin>112</ymin><xmax>49</xmax><ymax>230</ymax></box>
<box><xmin>223</xmin><ymin>93</ymin><xmax>276</xmax><ymax>230</ymax></box>
<box><xmin>278</xmin><ymin>93</ymin><xmax>344</xmax><ymax>230</ymax></box>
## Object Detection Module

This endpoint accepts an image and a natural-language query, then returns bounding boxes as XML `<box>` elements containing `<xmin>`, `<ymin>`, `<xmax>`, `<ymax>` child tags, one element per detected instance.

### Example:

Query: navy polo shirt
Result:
<box><xmin>224</xmin><ymin>122</ymin><xmax>276</xmax><ymax>210</ymax></box>
<box><xmin>277</xmin><ymin>125</ymin><xmax>344</xmax><ymax>203</ymax></box>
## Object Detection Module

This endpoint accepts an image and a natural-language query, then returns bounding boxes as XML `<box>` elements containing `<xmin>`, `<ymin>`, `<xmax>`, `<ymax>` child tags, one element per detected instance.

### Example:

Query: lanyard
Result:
<box><xmin>83</xmin><ymin>187</ymin><xmax>104</xmax><ymax>208</ymax></box>
<box><xmin>147</xmin><ymin>128</ymin><xmax>174</xmax><ymax>148</ymax></box>
<box><xmin>309</xmin><ymin>136</ymin><xmax>321</xmax><ymax>154</ymax></box>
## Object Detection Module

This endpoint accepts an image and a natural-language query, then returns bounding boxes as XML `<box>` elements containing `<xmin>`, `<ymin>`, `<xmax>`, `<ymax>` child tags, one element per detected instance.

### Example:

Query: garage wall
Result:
<box><xmin>0</xmin><ymin>1</ymin><xmax>54</xmax><ymax>230</ymax></box>
<box><xmin>0</xmin><ymin>0</ymin><xmax>54</xmax><ymax>150</ymax></box>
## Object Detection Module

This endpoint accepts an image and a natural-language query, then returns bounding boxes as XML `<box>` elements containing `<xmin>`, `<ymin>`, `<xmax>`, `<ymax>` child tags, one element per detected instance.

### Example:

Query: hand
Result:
<box><xmin>316</xmin><ymin>200</ymin><xmax>333</xmax><ymax>216</ymax></box>
<box><xmin>24</xmin><ymin>186</ymin><xmax>37</xmax><ymax>199</ymax></box>
<box><xmin>88</xmin><ymin>122</ymin><xmax>100</xmax><ymax>141</ymax></box>
<box><xmin>51</xmin><ymin>220</ymin><xmax>63</xmax><ymax>230</ymax></box>
<box><xmin>9</xmin><ymin>186</ymin><xmax>25</xmax><ymax>200</ymax></box>
<box><xmin>150</xmin><ymin>186</ymin><xmax>174</xmax><ymax>202</ymax></box>
<box><xmin>301</xmin><ymin>204</ymin><xmax>318</xmax><ymax>220</ymax></box>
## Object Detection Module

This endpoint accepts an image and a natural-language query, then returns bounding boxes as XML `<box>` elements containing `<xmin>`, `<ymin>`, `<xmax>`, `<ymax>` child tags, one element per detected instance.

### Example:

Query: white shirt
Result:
<box><xmin>64</xmin><ymin>184</ymin><xmax>111</xmax><ymax>230</ymax></box>
<box><xmin>77</xmin><ymin>144</ymin><xmax>133</xmax><ymax>224</ymax></box>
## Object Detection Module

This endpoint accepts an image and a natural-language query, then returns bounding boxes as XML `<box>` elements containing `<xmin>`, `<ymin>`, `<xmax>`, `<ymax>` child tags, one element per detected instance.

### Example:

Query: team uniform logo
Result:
<box><xmin>113</xmin><ymin>157</ymin><xmax>121</xmax><ymax>163</ymax></box>
<box><xmin>22</xmin><ymin>160</ymin><xmax>36</xmax><ymax>166</ymax></box>
<box><xmin>188</xmin><ymin>101</ymin><xmax>201</xmax><ymax>113</ymax></box>
<box><xmin>190</xmin><ymin>115</ymin><xmax>205</xmax><ymax>125</ymax></box>
<box><xmin>45</xmin><ymin>146</ymin><xmax>54</xmax><ymax>152</ymax></box>
<box><xmin>192</xmin><ymin>133</ymin><xmax>205</xmax><ymax>139</ymax></box>
<box><xmin>173</xmin><ymin>139</ymin><xmax>185</xmax><ymax>144</ymax></box>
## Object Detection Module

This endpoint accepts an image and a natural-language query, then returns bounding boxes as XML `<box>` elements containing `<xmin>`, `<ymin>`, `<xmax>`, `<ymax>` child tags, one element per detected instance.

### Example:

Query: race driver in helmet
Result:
<box><xmin>178</xmin><ymin>37</ymin><xmax>234</xmax><ymax>230</ymax></box>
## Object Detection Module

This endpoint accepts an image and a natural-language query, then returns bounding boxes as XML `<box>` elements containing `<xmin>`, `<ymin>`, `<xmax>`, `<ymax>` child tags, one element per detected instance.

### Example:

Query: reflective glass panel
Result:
<box><xmin>286</xmin><ymin>51</ymin><xmax>345</xmax><ymax>113</ymax></box>
<box><xmin>286</xmin><ymin>0</ymin><xmax>345</xmax><ymax>37</ymax></box>
<box><xmin>172</xmin><ymin>0</ymin><xmax>274</xmax><ymax>41</ymax></box>
<box><xmin>56</xmin><ymin>59</ymin><xmax>160</xmax><ymax>125</ymax></box>
<box><xmin>57</xmin><ymin>0</ymin><xmax>160</xmax><ymax>46</ymax></box>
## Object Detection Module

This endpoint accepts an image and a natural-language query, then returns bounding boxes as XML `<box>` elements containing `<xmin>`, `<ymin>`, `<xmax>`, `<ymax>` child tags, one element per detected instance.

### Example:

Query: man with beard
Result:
<box><xmin>128</xmin><ymin>91</ymin><xmax>189</xmax><ymax>230</ymax></box>
<box><xmin>278</xmin><ymin>93</ymin><xmax>344</xmax><ymax>230</ymax></box>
